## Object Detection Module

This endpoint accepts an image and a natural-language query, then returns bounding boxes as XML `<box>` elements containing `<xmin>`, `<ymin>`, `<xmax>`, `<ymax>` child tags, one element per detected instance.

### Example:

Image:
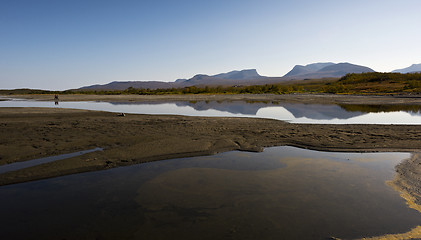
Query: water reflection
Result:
<box><xmin>1</xmin><ymin>98</ymin><xmax>421</xmax><ymax>124</ymax></box>
<box><xmin>0</xmin><ymin>147</ymin><xmax>420</xmax><ymax>239</ymax></box>
<box><xmin>339</xmin><ymin>104</ymin><xmax>421</xmax><ymax>114</ymax></box>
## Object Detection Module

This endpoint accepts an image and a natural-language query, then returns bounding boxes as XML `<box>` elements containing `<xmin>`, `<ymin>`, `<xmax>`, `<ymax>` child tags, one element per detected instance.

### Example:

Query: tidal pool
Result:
<box><xmin>0</xmin><ymin>146</ymin><xmax>420</xmax><ymax>239</ymax></box>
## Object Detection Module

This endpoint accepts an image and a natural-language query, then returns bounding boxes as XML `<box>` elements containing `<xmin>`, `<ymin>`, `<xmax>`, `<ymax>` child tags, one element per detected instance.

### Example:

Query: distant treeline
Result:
<box><xmin>76</xmin><ymin>85</ymin><xmax>307</xmax><ymax>95</ymax></box>
<box><xmin>2</xmin><ymin>72</ymin><xmax>421</xmax><ymax>96</ymax></box>
<box><xmin>0</xmin><ymin>89</ymin><xmax>63</xmax><ymax>95</ymax></box>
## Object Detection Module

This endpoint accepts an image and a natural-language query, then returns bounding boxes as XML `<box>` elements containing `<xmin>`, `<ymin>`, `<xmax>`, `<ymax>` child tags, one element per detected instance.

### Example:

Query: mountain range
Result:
<box><xmin>174</xmin><ymin>69</ymin><xmax>265</xmax><ymax>87</ymax></box>
<box><xmin>80</xmin><ymin>81</ymin><xmax>173</xmax><ymax>91</ymax></box>
<box><xmin>80</xmin><ymin>69</ymin><xmax>266</xmax><ymax>90</ymax></box>
<box><xmin>79</xmin><ymin>62</ymin><xmax>418</xmax><ymax>90</ymax></box>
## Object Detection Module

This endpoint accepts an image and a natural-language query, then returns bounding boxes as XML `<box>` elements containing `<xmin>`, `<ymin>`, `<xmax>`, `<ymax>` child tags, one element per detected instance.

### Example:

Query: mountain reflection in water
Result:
<box><xmin>173</xmin><ymin>100</ymin><xmax>421</xmax><ymax>123</ymax></box>
<box><xmin>2</xmin><ymin>99</ymin><xmax>421</xmax><ymax>124</ymax></box>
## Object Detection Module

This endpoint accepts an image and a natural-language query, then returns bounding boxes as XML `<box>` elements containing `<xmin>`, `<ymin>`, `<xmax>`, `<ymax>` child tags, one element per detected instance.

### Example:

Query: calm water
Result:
<box><xmin>1</xmin><ymin>98</ymin><xmax>421</xmax><ymax>124</ymax></box>
<box><xmin>0</xmin><ymin>146</ymin><xmax>420</xmax><ymax>240</ymax></box>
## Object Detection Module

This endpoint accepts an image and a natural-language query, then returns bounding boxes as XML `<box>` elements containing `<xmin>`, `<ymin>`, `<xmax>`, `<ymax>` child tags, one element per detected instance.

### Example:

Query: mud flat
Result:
<box><xmin>1</xmin><ymin>107</ymin><xmax>421</xmax><ymax>186</ymax></box>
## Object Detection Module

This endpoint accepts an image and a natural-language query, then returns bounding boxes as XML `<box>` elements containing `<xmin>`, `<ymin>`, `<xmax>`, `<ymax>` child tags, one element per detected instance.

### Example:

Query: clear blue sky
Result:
<box><xmin>1</xmin><ymin>0</ymin><xmax>421</xmax><ymax>90</ymax></box>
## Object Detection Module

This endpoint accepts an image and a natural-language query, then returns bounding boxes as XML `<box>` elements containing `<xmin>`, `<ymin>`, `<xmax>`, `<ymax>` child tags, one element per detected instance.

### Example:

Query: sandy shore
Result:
<box><xmin>1</xmin><ymin>105</ymin><xmax>421</xmax><ymax>188</ymax></box>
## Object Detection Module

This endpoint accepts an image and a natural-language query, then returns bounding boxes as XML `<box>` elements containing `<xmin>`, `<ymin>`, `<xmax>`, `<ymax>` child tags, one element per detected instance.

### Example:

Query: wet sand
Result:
<box><xmin>1</xmin><ymin>105</ymin><xmax>421</xmax><ymax>189</ymax></box>
<box><xmin>389</xmin><ymin>154</ymin><xmax>421</xmax><ymax>213</ymax></box>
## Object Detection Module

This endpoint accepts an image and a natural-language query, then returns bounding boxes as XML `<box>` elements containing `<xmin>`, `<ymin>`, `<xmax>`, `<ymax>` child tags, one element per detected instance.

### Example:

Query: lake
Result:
<box><xmin>0</xmin><ymin>146</ymin><xmax>420</xmax><ymax>240</ymax></box>
<box><xmin>1</xmin><ymin>98</ymin><xmax>421</xmax><ymax>124</ymax></box>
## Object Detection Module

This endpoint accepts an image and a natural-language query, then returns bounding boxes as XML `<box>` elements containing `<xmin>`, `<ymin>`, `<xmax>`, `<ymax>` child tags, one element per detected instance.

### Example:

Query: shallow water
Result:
<box><xmin>0</xmin><ymin>148</ymin><xmax>102</xmax><ymax>174</ymax></box>
<box><xmin>2</xmin><ymin>98</ymin><xmax>421</xmax><ymax>124</ymax></box>
<box><xmin>0</xmin><ymin>146</ymin><xmax>420</xmax><ymax>240</ymax></box>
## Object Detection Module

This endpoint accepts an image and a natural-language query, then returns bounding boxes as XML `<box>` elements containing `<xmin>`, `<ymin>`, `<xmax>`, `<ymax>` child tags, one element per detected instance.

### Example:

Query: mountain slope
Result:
<box><xmin>79</xmin><ymin>81</ymin><xmax>173</xmax><ymax>91</ymax></box>
<box><xmin>79</xmin><ymin>69</ymin><xmax>266</xmax><ymax>90</ymax></box>
<box><xmin>284</xmin><ymin>62</ymin><xmax>335</xmax><ymax>77</ymax></box>
<box><xmin>213</xmin><ymin>69</ymin><xmax>261</xmax><ymax>80</ymax></box>
<box><xmin>284</xmin><ymin>62</ymin><xmax>374</xmax><ymax>79</ymax></box>
<box><xmin>392</xmin><ymin>64</ymin><xmax>421</xmax><ymax>73</ymax></box>
<box><xmin>175</xmin><ymin>69</ymin><xmax>265</xmax><ymax>87</ymax></box>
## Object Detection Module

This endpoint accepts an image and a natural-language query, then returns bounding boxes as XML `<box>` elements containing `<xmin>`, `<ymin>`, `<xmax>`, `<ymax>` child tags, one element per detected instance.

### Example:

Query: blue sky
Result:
<box><xmin>1</xmin><ymin>0</ymin><xmax>421</xmax><ymax>90</ymax></box>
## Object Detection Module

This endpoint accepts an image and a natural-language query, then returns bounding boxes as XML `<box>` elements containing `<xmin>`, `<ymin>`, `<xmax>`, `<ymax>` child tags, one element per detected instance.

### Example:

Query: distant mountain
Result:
<box><xmin>392</xmin><ymin>64</ymin><xmax>421</xmax><ymax>73</ymax></box>
<box><xmin>79</xmin><ymin>69</ymin><xmax>266</xmax><ymax>90</ymax></box>
<box><xmin>318</xmin><ymin>63</ymin><xmax>374</xmax><ymax>76</ymax></box>
<box><xmin>79</xmin><ymin>81</ymin><xmax>173</xmax><ymax>91</ymax></box>
<box><xmin>171</xmin><ymin>69</ymin><xmax>266</xmax><ymax>87</ymax></box>
<box><xmin>284</xmin><ymin>62</ymin><xmax>335</xmax><ymax>77</ymax></box>
<box><xmin>283</xmin><ymin>62</ymin><xmax>374</xmax><ymax>79</ymax></box>
<box><xmin>178</xmin><ymin>74</ymin><xmax>224</xmax><ymax>87</ymax></box>
<box><xmin>175</xmin><ymin>69</ymin><xmax>264</xmax><ymax>86</ymax></box>
<box><xmin>213</xmin><ymin>69</ymin><xmax>261</xmax><ymax>80</ymax></box>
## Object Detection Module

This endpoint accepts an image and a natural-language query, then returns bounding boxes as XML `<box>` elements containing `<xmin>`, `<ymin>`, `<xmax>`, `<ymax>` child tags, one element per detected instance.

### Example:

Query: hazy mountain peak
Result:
<box><xmin>392</xmin><ymin>63</ymin><xmax>421</xmax><ymax>73</ymax></box>
<box><xmin>212</xmin><ymin>69</ymin><xmax>262</xmax><ymax>80</ymax></box>
<box><xmin>284</xmin><ymin>62</ymin><xmax>335</xmax><ymax>77</ymax></box>
<box><xmin>284</xmin><ymin>62</ymin><xmax>374</xmax><ymax>79</ymax></box>
<box><xmin>317</xmin><ymin>62</ymin><xmax>374</xmax><ymax>75</ymax></box>
<box><xmin>304</xmin><ymin>62</ymin><xmax>335</xmax><ymax>71</ymax></box>
<box><xmin>171</xmin><ymin>69</ymin><xmax>265</xmax><ymax>87</ymax></box>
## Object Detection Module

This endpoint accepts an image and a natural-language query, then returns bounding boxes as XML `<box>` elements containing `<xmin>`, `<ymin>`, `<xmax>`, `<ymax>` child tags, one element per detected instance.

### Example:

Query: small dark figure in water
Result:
<box><xmin>54</xmin><ymin>95</ymin><xmax>59</xmax><ymax>105</ymax></box>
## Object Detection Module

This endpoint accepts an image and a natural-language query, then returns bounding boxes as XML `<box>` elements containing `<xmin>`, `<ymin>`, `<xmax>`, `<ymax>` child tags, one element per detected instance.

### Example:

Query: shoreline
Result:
<box><xmin>5</xmin><ymin>93</ymin><xmax>421</xmax><ymax>105</ymax></box>
<box><xmin>1</xmin><ymin>107</ymin><xmax>421</xmax><ymax>188</ymax></box>
<box><xmin>388</xmin><ymin>153</ymin><xmax>421</xmax><ymax>213</ymax></box>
